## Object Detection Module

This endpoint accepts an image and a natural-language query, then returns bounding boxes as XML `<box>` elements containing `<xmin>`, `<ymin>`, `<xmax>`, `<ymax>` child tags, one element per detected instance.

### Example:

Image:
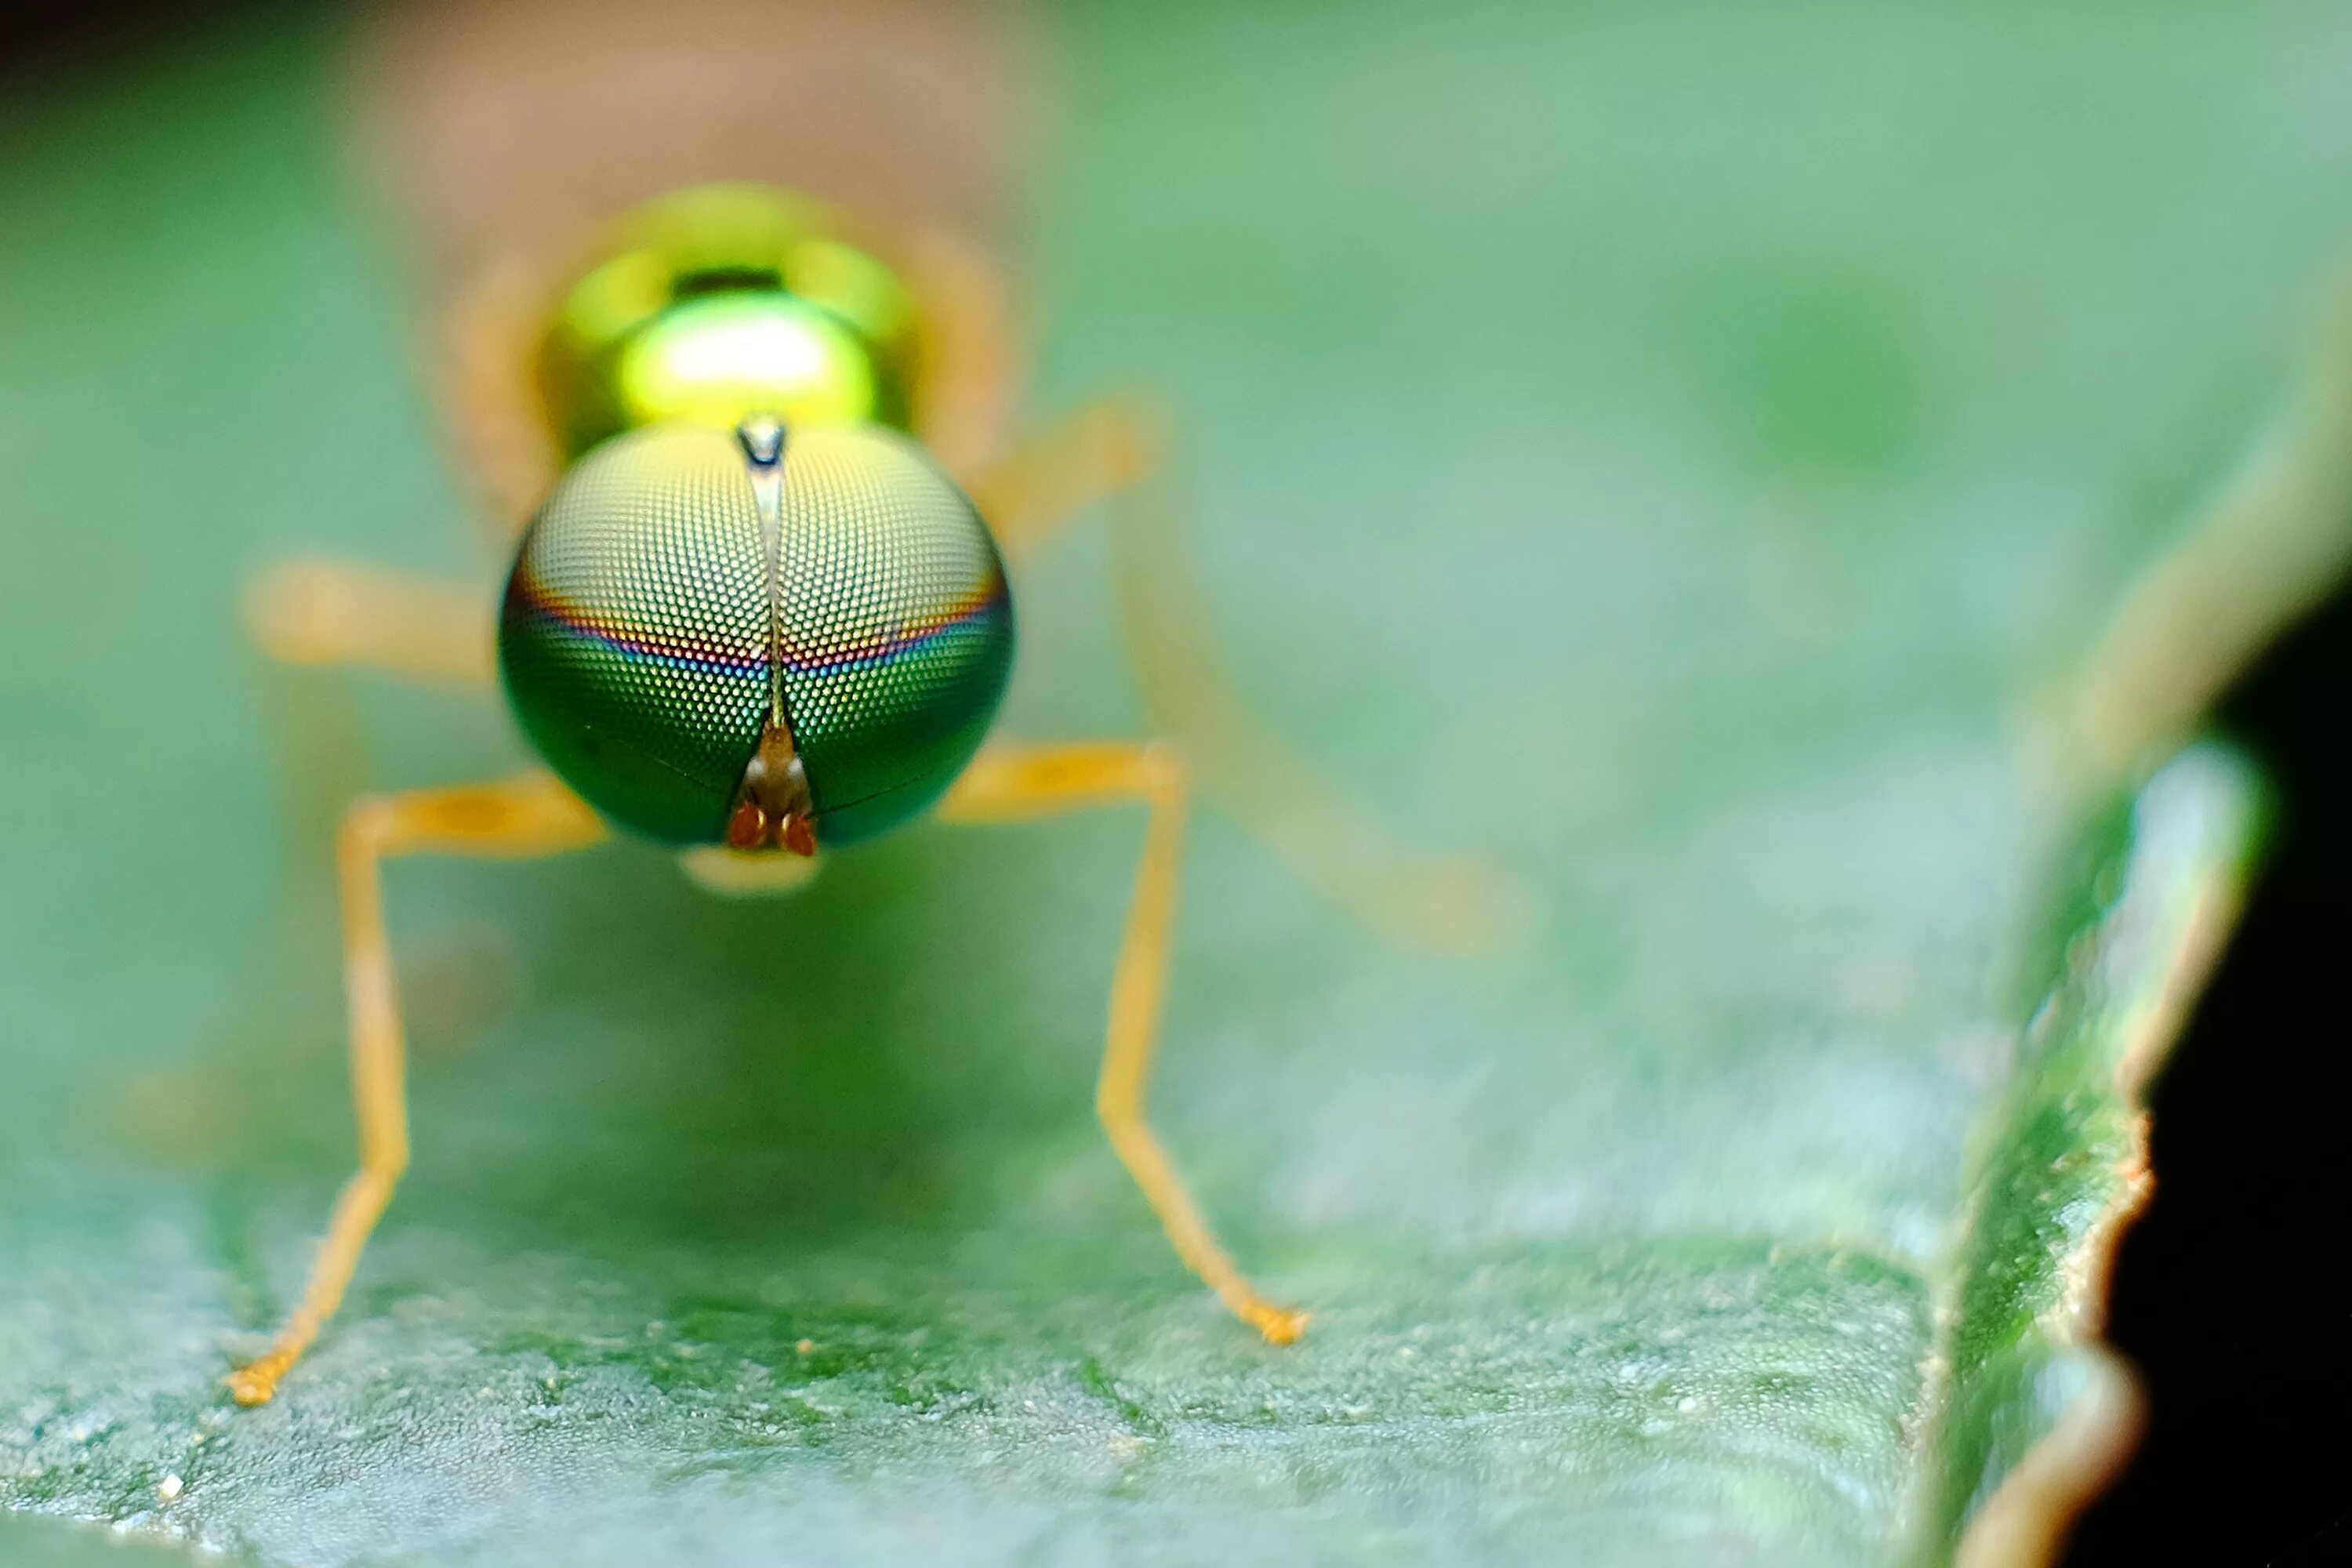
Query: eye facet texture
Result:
<box><xmin>499</xmin><ymin>423</ymin><xmax>1011</xmax><ymax>848</ymax></box>
<box><xmin>774</xmin><ymin>426</ymin><xmax>1014</xmax><ymax>846</ymax></box>
<box><xmin>499</xmin><ymin>427</ymin><xmax>769</xmax><ymax>844</ymax></box>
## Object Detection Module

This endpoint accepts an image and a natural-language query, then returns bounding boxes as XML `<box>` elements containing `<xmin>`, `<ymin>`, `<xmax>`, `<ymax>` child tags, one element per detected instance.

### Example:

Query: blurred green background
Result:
<box><xmin>2</xmin><ymin>2</ymin><xmax>2349</xmax><ymax>1563</ymax></box>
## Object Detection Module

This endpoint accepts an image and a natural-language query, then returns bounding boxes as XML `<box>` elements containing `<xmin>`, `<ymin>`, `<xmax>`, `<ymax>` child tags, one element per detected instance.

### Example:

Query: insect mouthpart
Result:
<box><xmin>726</xmin><ymin>722</ymin><xmax>818</xmax><ymax>855</ymax></box>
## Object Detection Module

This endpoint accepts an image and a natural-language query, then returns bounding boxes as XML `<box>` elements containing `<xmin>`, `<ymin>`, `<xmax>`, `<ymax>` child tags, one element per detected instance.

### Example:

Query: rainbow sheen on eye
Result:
<box><xmin>498</xmin><ymin>428</ymin><xmax>770</xmax><ymax>844</ymax></box>
<box><xmin>498</xmin><ymin>424</ymin><xmax>1012</xmax><ymax>849</ymax></box>
<box><xmin>769</xmin><ymin>426</ymin><xmax>1014</xmax><ymax>846</ymax></box>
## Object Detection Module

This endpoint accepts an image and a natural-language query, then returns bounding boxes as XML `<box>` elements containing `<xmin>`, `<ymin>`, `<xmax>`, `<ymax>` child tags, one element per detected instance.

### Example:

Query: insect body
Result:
<box><xmin>226</xmin><ymin>181</ymin><xmax>1487</xmax><ymax>1405</ymax></box>
<box><xmin>503</xmin><ymin>188</ymin><xmax>1013</xmax><ymax>859</ymax></box>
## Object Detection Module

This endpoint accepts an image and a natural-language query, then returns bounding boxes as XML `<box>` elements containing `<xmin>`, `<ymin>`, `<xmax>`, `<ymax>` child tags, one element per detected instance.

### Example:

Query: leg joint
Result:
<box><xmin>1140</xmin><ymin>739</ymin><xmax>1188</xmax><ymax>801</ymax></box>
<box><xmin>339</xmin><ymin>796</ymin><xmax>400</xmax><ymax>855</ymax></box>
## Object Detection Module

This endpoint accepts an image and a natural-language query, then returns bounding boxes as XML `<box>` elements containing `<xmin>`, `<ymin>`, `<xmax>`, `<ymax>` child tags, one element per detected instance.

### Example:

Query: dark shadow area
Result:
<box><xmin>2070</xmin><ymin>578</ymin><xmax>2352</xmax><ymax>1566</ymax></box>
<box><xmin>0</xmin><ymin>0</ymin><xmax>305</xmax><ymax>83</ymax></box>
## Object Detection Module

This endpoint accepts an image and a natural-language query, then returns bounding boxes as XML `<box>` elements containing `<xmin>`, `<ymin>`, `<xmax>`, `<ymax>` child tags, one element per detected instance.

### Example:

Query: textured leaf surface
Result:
<box><xmin>0</xmin><ymin>4</ymin><xmax>2343</xmax><ymax>1563</ymax></box>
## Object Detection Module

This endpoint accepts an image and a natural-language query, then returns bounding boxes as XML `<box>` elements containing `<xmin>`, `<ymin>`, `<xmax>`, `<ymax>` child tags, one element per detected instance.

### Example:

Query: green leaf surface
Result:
<box><xmin>0</xmin><ymin>4</ymin><xmax>2341</xmax><ymax>1563</ymax></box>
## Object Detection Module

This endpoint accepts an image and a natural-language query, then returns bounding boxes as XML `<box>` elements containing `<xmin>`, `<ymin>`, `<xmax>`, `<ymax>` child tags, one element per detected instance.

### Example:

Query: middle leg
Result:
<box><xmin>967</xmin><ymin>400</ymin><xmax>1518</xmax><ymax>957</ymax></box>
<box><xmin>245</xmin><ymin>557</ymin><xmax>498</xmax><ymax>689</ymax></box>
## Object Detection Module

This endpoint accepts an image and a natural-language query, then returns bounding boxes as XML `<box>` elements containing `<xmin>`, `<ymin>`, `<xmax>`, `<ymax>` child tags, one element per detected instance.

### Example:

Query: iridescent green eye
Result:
<box><xmin>498</xmin><ymin>422</ymin><xmax>1014</xmax><ymax>849</ymax></box>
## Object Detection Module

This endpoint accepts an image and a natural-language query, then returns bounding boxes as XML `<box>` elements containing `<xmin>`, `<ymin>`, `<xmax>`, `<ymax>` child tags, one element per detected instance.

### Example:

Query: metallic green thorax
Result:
<box><xmin>503</xmin><ymin>187</ymin><xmax>1011</xmax><ymax>852</ymax></box>
<box><xmin>537</xmin><ymin>184</ymin><xmax>922</xmax><ymax>459</ymax></box>
<box><xmin>500</xmin><ymin>422</ymin><xmax>1013</xmax><ymax>850</ymax></box>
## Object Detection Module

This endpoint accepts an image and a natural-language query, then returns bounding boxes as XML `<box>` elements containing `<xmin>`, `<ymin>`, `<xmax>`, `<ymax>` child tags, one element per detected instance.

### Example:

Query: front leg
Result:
<box><xmin>938</xmin><ymin>739</ymin><xmax>1307</xmax><ymax>1345</ymax></box>
<box><xmin>227</xmin><ymin>771</ymin><xmax>606</xmax><ymax>1406</ymax></box>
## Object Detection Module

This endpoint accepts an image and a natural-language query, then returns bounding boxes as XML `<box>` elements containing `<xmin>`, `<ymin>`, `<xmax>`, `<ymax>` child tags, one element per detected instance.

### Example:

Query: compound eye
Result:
<box><xmin>498</xmin><ymin>426</ymin><xmax>768</xmax><ymax>844</ymax></box>
<box><xmin>774</xmin><ymin>426</ymin><xmax>1014</xmax><ymax>847</ymax></box>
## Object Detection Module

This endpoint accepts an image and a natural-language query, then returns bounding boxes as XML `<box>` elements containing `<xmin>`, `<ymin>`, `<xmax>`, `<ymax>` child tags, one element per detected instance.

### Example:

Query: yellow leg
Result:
<box><xmin>437</xmin><ymin>254</ymin><xmax>565</xmax><ymax>539</ymax></box>
<box><xmin>970</xmin><ymin>400</ymin><xmax>1519</xmax><ymax>957</ymax></box>
<box><xmin>938</xmin><ymin>740</ymin><xmax>1307</xmax><ymax>1345</ymax></box>
<box><xmin>244</xmin><ymin>558</ymin><xmax>498</xmax><ymax>688</ymax></box>
<box><xmin>902</xmin><ymin>226</ymin><xmax>1025</xmax><ymax>483</ymax></box>
<box><xmin>114</xmin><ymin>561</ymin><xmax>501</xmax><ymax>1169</ymax></box>
<box><xmin>965</xmin><ymin>392</ymin><xmax>1167</xmax><ymax>568</ymax></box>
<box><xmin>227</xmin><ymin>771</ymin><xmax>606</xmax><ymax>1406</ymax></box>
<box><xmin>1114</xmin><ymin>501</ymin><xmax>1516</xmax><ymax>958</ymax></box>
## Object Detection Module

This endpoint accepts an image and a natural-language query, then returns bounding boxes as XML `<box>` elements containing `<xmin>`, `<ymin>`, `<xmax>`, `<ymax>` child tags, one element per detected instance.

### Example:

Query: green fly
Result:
<box><xmin>229</xmin><ymin>183</ymin><xmax>1494</xmax><ymax>1405</ymax></box>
